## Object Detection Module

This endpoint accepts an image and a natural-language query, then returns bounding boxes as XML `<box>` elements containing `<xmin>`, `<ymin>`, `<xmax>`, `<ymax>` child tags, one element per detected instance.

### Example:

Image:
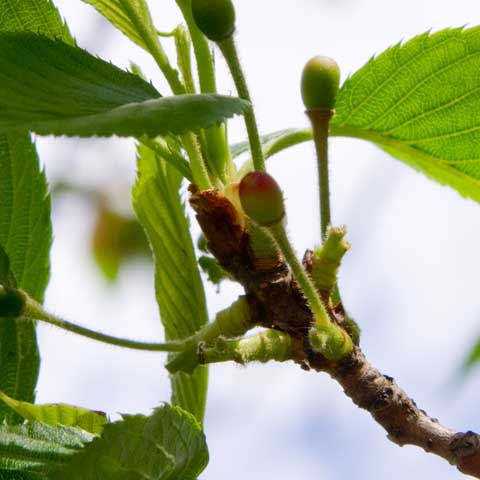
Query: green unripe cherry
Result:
<box><xmin>301</xmin><ymin>55</ymin><xmax>340</xmax><ymax>110</ymax></box>
<box><xmin>191</xmin><ymin>0</ymin><xmax>236</xmax><ymax>41</ymax></box>
<box><xmin>239</xmin><ymin>172</ymin><xmax>285</xmax><ymax>226</ymax></box>
<box><xmin>0</xmin><ymin>286</ymin><xmax>25</xmax><ymax>317</ymax></box>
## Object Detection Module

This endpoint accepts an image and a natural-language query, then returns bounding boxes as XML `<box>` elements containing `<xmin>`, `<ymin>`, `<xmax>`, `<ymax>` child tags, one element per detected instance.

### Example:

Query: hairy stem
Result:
<box><xmin>23</xmin><ymin>301</ymin><xmax>187</xmax><ymax>352</ymax></box>
<box><xmin>139</xmin><ymin>136</ymin><xmax>193</xmax><ymax>181</ymax></box>
<box><xmin>218</xmin><ymin>36</ymin><xmax>266</xmax><ymax>172</ymax></box>
<box><xmin>199</xmin><ymin>330</ymin><xmax>293</xmax><ymax>365</ymax></box>
<box><xmin>267</xmin><ymin>223</ymin><xmax>329</xmax><ymax>325</ymax></box>
<box><xmin>122</xmin><ymin>0</ymin><xmax>185</xmax><ymax>95</ymax></box>
<box><xmin>175</xmin><ymin>0</ymin><xmax>217</xmax><ymax>93</ymax></box>
<box><xmin>167</xmin><ymin>296</ymin><xmax>256</xmax><ymax>374</ymax></box>
<box><xmin>23</xmin><ymin>294</ymin><xmax>254</xmax><ymax>356</ymax></box>
<box><xmin>182</xmin><ymin>132</ymin><xmax>213</xmax><ymax>189</ymax></box>
<box><xmin>310</xmin><ymin>225</ymin><xmax>349</xmax><ymax>295</ymax></box>
<box><xmin>307</xmin><ymin>109</ymin><xmax>334</xmax><ymax>241</ymax></box>
<box><xmin>176</xmin><ymin>0</ymin><xmax>233</xmax><ymax>184</ymax></box>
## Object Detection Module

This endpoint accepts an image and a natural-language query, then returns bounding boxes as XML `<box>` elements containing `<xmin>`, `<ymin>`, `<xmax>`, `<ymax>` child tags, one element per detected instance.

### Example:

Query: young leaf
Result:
<box><xmin>84</xmin><ymin>0</ymin><xmax>184</xmax><ymax>94</ymax></box>
<box><xmin>0</xmin><ymin>33</ymin><xmax>248</xmax><ymax>138</ymax></box>
<box><xmin>53</xmin><ymin>405</ymin><xmax>208</xmax><ymax>480</ymax></box>
<box><xmin>231</xmin><ymin>130</ymin><xmax>298</xmax><ymax>159</ymax></box>
<box><xmin>0</xmin><ymin>422</ymin><xmax>92</xmax><ymax>475</ymax></box>
<box><xmin>133</xmin><ymin>146</ymin><xmax>209</xmax><ymax>423</ymax></box>
<box><xmin>332</xmin><ymin>27</ymin><xmax>480</xmax><ymax>203</ymax></box>
<box><xmin>0</xmin><ymin>0</ymin><xmax>72</xmax><ymax>427</ymax></box>
<box><xmin>1</xmin><ymin>0</ymin><xmax>73</xmax><ymax>44</ymax></box>
<box><xmin>81</xmin><ymin>0</ymin><xmax>152</xmax><ymax>50</ymax></box>
<box><xmin>234</xmin><ymin>129</ymin><xmax>314</xmax><ymax>179</ymax></box>
<box><xmin>0</xmin><ymin>391</ymin><xmax>108</xmax><ymax>435</ymax></box>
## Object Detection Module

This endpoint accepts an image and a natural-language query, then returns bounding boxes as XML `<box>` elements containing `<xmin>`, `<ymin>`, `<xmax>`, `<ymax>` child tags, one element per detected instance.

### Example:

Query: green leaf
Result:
<box><xmin>53</xmin><ymin>404</ymin><xmax>208</xmax><ymax>480</ymax></box>
<box><xmin>0</xmin><ymin>391</ymin><xmax>108</xmax><ymax>435</ymax></box>
<box><xmin>0</xmin><ymin>133</ymin><xmax>50</xmax><ymax>424</ymax></box>
<box><xmin>0</xmin><ymin>0</ymin><xmax>73</xmax><ymax>426</ymax></box>
<box><xmin>0</xmin><ymin>32</ymin><xmax>248</xmax><ymax>138</ymax></box>
<box><xmin>235</xmin><ymin>128</ymin><xmax>313</xmax><ymax>178</ymax></box>
<box><xmin>231</xmin><ymin>129</ymin><xmax>301</xmax><ymax>159</ymax></box>
<box><xmin>0</xmin><ymin>134</ymin><xmax>52</xmax><ymax>302</ymax></box>
<box><xmin>133</xmin><ymin>146</ymin><xmax>209</xmax><ymax>423</ymax></box>
<box><xmin>331</xmin><ymin>27</ymin><xmax>480</xmax><ymax>203</ymax></box>
<box><xmin>0</xmin><ymin>422</ymin><xmax>92</xmax><ymax>476</ymax></box>
<box><xmin>81</xmin><ymin>0</ymin><xmax>154</xmax><ymax>51</ymax></box>
<box><xmin>0</xmin><ymin>0</ymin><xmax>73</xmax><ymax>44</ymax></box>
<box><xmin>0</xmin><ymin>245</ymin><xmax>17</xmax><ymax>288</ymax></box>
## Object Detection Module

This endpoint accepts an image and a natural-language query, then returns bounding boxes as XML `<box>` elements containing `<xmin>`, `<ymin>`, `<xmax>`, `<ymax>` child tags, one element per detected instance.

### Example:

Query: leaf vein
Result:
<box><xmin>366</xmin><ymin>49</ymin><xmax>480</xmax><ymax>130</ymax></box>
<box><xmin>339</xmin><ymin>33</ymin><xmax>455</xmax><ymax>125</ymax></box>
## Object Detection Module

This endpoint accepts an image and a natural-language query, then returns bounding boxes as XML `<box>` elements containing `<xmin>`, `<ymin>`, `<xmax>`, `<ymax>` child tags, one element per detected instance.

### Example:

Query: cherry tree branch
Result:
<box><xmin>319</xmin><ymin>347</ymin><xmax>480</xmax><ymax>478</ymax></box>
<box><xmin>189</xmin><ymin>186</ymin><xmax>480</xmax><ymax>478</ymax></box>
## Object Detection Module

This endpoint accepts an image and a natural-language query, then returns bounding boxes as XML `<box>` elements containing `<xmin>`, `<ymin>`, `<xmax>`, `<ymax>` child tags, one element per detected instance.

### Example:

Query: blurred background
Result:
<box><xmin>36</xmin><ymin>1</ymin><xmax>480</xmax><ymax>478</ymax></box>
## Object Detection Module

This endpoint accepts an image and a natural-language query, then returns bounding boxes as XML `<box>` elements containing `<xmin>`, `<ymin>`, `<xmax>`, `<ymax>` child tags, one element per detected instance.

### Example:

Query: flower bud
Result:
<box><xmin>239</xmin><ymin>172</ymin><xmax>285</xmax><ymax>226</ymax></box>
<box><xmin>191</xmin><ymin>0</ymin><xmax>236</xmax><ymax>41</ymax></box>
<box><xmin>301</xmin><ymin>55</ymin><xmax>340</xmax><ymax>110</ymax></box>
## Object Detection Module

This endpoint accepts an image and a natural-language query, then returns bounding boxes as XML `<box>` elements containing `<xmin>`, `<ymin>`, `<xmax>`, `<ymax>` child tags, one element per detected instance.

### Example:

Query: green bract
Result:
<box><xmin>301</xmin><ymin>55</ymin><xmax>340</xmax><ymax>110</ymax></box>
<box><xmin>191</xmin><ymin>0</ymin><xmax>236</xmax><ymax>41</ymax></box>
<box><xmin>239</xmin><ymin>172</ymin><xmax>285</xmax><ymax>226</ymax></box>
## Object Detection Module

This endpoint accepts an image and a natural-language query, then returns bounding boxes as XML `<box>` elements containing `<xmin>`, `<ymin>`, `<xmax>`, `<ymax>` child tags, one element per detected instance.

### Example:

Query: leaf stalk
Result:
<box><xmin>22</xmin><ymin>295</ymin><xmax>187</xmax><ymax>352</ymax></box>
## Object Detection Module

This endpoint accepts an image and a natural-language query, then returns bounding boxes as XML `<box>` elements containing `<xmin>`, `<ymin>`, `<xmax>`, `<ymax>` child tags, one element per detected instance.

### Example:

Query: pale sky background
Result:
<box><xmin>32</xmin><ymin>1</ymin><xmax>480</xmax><ymax>479</ymax></box>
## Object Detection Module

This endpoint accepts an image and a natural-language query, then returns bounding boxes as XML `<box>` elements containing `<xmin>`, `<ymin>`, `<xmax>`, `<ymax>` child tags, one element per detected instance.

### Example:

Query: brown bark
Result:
<box><xmin>189</xmin><ymin>187</ymin><xmax>480</xmax><ymax>478</ymax></box>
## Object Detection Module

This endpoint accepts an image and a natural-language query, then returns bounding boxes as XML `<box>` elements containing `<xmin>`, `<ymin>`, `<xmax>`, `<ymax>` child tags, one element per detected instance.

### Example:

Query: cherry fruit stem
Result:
<box><xmin>218</xmin><ymin>36</ymin><xmax>266</xmax><ymax>172</ymax></box>
<box><xmin>308</xmin><ymin>108</ymin><xmax>334</xmax><ymax>242</ymax></box>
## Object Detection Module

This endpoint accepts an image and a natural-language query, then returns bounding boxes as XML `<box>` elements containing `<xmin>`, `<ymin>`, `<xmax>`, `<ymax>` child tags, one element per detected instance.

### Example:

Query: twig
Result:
<box><xmin>189</xmin><ymin>187</ymin><xmax>480</xmax><ymax>478</ymax></box>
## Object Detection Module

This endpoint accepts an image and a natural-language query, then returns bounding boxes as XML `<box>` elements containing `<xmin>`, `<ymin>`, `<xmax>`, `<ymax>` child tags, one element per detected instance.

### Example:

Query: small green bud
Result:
<box><xmin>239</xmin><ymin>172</ymin><xmax>285</xmax><ymax>226</ymax></box>
<box><xmin>0</xmin><ymin>286</ymin><xmax>25</xmax><ymax>317</ymax></box>
<box><xmin>191</xmin><ymin>0</ymin><xmax>236</xmax><ymax>41</ymax></box>
<box><xmin>301</xmin><ymin>55</ymin><xmax>340</xmax><ymax>110</ymax></box>
<box><xmin>308</xmin><ymin>323</ymin><xmax>352</xmax><ymax>361</ymax></box>
<box><xmin>311</xmin><ymin>226</ymin><xmax>350</xmax><ymax>294</ymax></box>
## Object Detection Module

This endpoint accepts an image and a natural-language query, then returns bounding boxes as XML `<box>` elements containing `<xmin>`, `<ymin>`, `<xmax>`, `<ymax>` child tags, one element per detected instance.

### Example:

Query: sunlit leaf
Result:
<box><xmin>0</xmin><ymin>422</ymin><xmax>92</xmax><ymax>476</ymax></box>
<box><xmin>82</xmin><ymin>0</ymin><xmax>157</xmax><ymax>51</ymax></box>
<box><xmin>332</xmin><ymin>27</ymin><xmax>480</xmax><ymax>203</ymax></box>
<box><xmin>0</xmin><ymin>33</ymin><xmax>248</xmax><ymax>138</ymax></box>
<box><xmin>0</xmin><ymin>0</ymin><xmax>71</xmax><ymax>426</ymax></box>
<box><xmin>133</xmin><ymin>146</ymin><xmax>209</xmax><ymax>422</ymax></box>
<box><xmin>0</xmin><ymin>0</ymin><xmax>73</xmax><ymax>44</ymax></box>
<box><xmin>0</xmin><ymin>391</ymin><xmax>108</xmax><ymax>435</ymax></box>
<box><xmin>0</xmin><ymin>133</ymin><xmax>50</xmax><ymax>424</ymax></box>
<box><xmin>54</xmin><ymin>405</ymin><xmax>208</xmax><ymax>480</ymax></box>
